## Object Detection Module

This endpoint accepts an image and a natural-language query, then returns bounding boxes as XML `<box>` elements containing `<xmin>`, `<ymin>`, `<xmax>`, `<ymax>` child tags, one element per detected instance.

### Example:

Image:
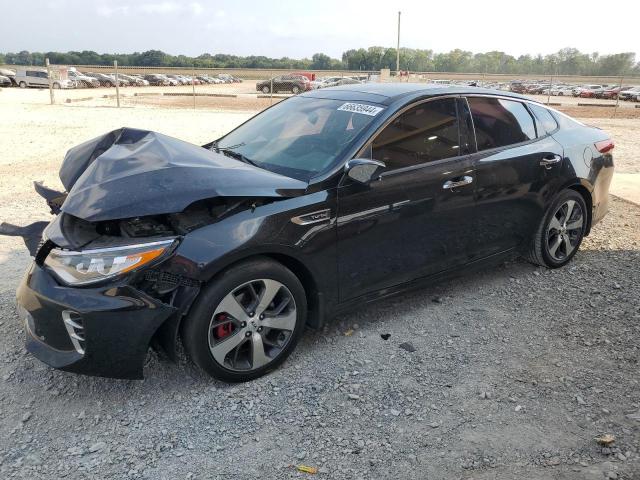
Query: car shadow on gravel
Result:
<box><xmin>4</xmin><ymin>245</ymin><xmax>638</xmax><ymax>394</ymax></box>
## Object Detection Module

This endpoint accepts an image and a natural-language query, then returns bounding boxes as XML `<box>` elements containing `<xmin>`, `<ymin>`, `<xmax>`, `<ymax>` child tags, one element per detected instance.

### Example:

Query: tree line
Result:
<box><xmin>1</xmin><ymin>47</ymin><xmax>638</xmax><ymax>76</ymax></box>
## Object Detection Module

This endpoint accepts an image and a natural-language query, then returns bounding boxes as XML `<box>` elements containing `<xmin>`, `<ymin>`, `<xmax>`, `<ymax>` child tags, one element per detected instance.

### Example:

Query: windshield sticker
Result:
<box><xmin>337</xmin><ymin>103</ymin><xmax>384</xmax><ymax>116</ymax></box>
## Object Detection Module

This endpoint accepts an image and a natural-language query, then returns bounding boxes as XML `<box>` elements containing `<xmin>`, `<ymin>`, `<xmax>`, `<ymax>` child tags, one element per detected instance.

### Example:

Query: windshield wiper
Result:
<box><xmin>214</xmin><ymin>144</ymin><xmax>260</xmax><ymax>168</ymax></box>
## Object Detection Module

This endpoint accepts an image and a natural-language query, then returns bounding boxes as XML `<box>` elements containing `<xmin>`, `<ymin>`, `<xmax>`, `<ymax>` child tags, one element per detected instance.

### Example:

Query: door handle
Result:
<box><xmin>540</xmin><ymin>154</ymin><xmax>562</xmax><ymax>169</ymax></box>
<box><xmin>443</xmin><ymin>176</ymin><xmax>473</xmax><ymax>190</ymax></box>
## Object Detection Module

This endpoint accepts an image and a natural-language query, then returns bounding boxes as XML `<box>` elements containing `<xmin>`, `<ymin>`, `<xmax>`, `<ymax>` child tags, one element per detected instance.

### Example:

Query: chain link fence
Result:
<box><xmin>2</xmin><ymin>61</ymin><xmax>639</xmax><ymax>112</ymax></box>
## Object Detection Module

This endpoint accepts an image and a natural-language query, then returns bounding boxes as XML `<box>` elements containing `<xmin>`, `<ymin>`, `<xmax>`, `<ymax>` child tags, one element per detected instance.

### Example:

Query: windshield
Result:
<box><xmin>216</xmin><ymin>97</ymin><xmax>383</xmax><ymax>181</ymax></box>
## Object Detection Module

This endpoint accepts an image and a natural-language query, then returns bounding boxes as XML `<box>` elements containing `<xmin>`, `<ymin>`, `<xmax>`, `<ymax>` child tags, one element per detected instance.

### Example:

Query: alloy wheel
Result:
<box><xmin>546</xmin><ymin>199</ymin><xmax>584</xmax><ymax>261</ymax></box>
<box><xmin>207</xmin><ymin>279</ymin><xmax>297</xmax><ymax>372</ymax></box>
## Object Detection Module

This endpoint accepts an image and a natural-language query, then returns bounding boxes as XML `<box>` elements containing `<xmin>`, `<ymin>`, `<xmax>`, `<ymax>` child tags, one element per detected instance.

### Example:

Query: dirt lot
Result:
<box><xmin>0</xmin><ymin>89</ymin><xmax>639</xmax><ymax>479</ymax></box>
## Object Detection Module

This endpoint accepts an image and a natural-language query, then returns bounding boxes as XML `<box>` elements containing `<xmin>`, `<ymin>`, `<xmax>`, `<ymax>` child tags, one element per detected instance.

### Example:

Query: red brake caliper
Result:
<box><xmin>214</xmin><ymin>314</ymin><xmax>234</xmax><ymax>339</ymax></box>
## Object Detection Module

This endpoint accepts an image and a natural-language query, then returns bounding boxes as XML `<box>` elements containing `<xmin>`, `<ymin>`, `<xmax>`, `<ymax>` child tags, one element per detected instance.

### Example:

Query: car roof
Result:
<box><xmin>300</xmin><ymin>82</ymin><xmax>534</xmax><ymax>105</ymax></box>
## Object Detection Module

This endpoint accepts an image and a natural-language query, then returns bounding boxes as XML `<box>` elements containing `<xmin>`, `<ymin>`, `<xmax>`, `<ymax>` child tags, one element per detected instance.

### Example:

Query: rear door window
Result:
<box><xmin>467</xmin><ymin>97</ymin><xmax>537</xmax><ymax>151</ymax></box>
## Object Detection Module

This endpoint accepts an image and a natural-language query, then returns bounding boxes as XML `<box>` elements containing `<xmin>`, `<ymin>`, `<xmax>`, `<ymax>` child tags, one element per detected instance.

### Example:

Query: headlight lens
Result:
<box><xmin>44</xmin><ymin>239</ymin><xmax>175</xmax><ymax>286</ymax></box>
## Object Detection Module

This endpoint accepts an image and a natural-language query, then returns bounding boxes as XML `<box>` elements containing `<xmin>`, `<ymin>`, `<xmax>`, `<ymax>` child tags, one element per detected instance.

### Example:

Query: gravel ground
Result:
<box><xmin>1</xmin><ymin>197</ymin><xmax>638</xmax><ymax>480</ymax></box>
<box><xmin>0</xmin><ymin>98</ymin><xmax>639</xmax><ymax>479</ymax></box>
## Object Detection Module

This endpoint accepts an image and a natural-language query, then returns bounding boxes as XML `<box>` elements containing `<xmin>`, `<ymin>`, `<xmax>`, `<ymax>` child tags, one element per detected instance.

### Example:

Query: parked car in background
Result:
<box><xmin>117</xmin><ymin>74</ymin><xmax>147</xmax><ymax>86</ymax></box>
<box><xmin>105</xmin><ymin>74</ymin><xmax>129</xmax><ymax>87</ymax></box>
<box><xmin>144</xmin><ymin>74</ymin><xmax>170</xmax><ymax>86</ymax></box>
<box><xmin>182</xmin><ymin>75</ymin><xmax>201</xmax><ymax>85</ymax></box>
<box><xmin>599</xmin><ymin>86</ymin><xmax>625</xmax><ymax>99</ymax></box>
<box><xmin>256</xmin><ymin>74</ymin><xmax>310</xmax><ymax>94</ymax></box>
<box><xmin>618</xmin><ymin>86</ymin><xmax>640</xmax><ymax>101</ymax></box>
<box><xmin>526</xmin><ymin>84</ymin><xmax>549</xmax><ymax>95</ymax></box>
<box><xmin>165</xmin><ymin>74</ymin><xmax>188</xmax><ymax>85</ymax></box>
<box><xmin>574</xmin><ymin>85</ymin><xmax>603</xmax><ymax>97</ymax></box>
<box><xmin>310</xmin><ymin>76</ymin><xmax>342</xmax><ymax>89</ymax></box>
<box><xmin>128</xmin><ymin>74</ymin><xmax>150</xmax><ymax>86</ymax></box>
<box><xmin>196</xmin><ymin>75</ymin><xmax>216</xmax><ymax>84</ymax></box>
<box><xmin>0</xmin><ymin>74</ymin><xmax>12</xmax><ymax>87</ymax></box>
<box><xmin>84</xmin><ymin>72</ymin><xmax>116</xmax><ymax>87</ymax></box>
<box><xmin>218</xmin><ymin>73</ymin><xmax>242</xmax><ymax>83</ymax></box>
<box><xmin>509</xmin><ymin>81</ymin><xmax>526</xmax><ymax>93</ymax></box>
<box><xmin>0</xmin><ymin>68</ymin><xmax>16</xmax><ymax>86</ymax></box>
<box><xmin>14</xmin><ymin>69</ymin><xmax>74</xmax><ymax>89</ymax></box>
<box><xmin>326</xmin><ymin>77</ymin><xmax>362</xmax><ymax>88</ymax></box>
<box><xmin>68</xmin><ymin>70</ymin><xmax>100</xmax><ymax>88</ymax></box>
<box><xmin>556</xmin><ymin>86</ymin><xmax>575</xmax><ymax>96</ymax></box>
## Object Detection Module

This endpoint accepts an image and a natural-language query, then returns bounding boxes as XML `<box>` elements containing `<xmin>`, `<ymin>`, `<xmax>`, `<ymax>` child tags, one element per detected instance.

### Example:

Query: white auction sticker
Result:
<box><xmin>337</xmin><ymin>103</ymin><xmax>384</xmax><ymax>116</ymax></box>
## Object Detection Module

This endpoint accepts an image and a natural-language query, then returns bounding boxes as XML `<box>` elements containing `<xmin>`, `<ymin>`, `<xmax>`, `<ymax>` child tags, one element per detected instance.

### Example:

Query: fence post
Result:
<box><xmin>270</xmin><ymin>73</ymin><xmax>273</xmax><ymax>105</ymax></box>
<box><xmin>114</xmin><ymin>60</ymin><xmax>120</xmax><ymax>108</ymax></box>
<box><xmin>192</xmin><ymin>67</ymin><xmax>196</xmax><ymax>109</ymax></box>
<box><xmin>613</xmin><ymin>74</ymin><xmax>623</xmax><ymax>118</ymax></box>
<box><xmin>45</xmin><ymin>58</ymin><xmax>54</xmax><ymax>105</ymax></box>
<box><xmin>547</xmin><ymin>73</ymin><xmax>553</xmax><ymax>105</ymax></box>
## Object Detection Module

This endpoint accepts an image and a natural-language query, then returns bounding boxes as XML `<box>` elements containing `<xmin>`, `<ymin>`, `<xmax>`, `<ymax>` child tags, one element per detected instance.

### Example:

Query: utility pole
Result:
<box><xmin>396</xmin><ymin>11</ymin><xmax>401</xmax><ymax>73</ymax></box>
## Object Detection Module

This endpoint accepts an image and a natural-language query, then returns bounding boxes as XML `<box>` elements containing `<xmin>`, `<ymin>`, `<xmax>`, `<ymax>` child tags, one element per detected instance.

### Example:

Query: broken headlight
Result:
<box><xmin>43</xmin><ymin>239</ymin><xmax>176</xmax><ymax>286</ymax></box>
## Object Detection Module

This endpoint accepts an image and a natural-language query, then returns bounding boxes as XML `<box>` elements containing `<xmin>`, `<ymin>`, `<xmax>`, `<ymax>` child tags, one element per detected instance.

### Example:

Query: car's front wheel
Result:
<box><xmin>182</xmin><ymin>257</ymin><xmax>307</xmax><ymax>382</ymax></box>
<box><xmin>292</xmin><ymin>85</ymin><xmax>300</xmax><ymax>94</ymax></box>
<box><xmin>527</xmin><ymin>189</ymin><xmax>587</xmax><ymax>268</ymax></box>
<box><xmin>261</xmin><ymin>85</ymin><xmax>270</xmax><ymax>94</ymax></box>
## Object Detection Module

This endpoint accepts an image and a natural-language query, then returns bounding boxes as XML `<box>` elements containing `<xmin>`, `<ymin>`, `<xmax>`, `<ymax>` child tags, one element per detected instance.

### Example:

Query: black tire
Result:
<box><xmin>182</xmin><ymin>257</ymin><xmax>307</xmax><ymax>382</ymax></box>
<box><xmin>261</xmin><ymin>85</ymin><xmax>270</xmax><ymax>94</ymax></box>
<box><xmin>292</xmin><ymin>85</ymin><xmax>300</xmax><ymax>94</ymax></box>
<box><xmin>52</xmin><ymin>82</ymin><xmax>60</xmax><ymax>89</ymax></box>
<box><xmin>526</xmin><ymin>189</ymin><xmax>587</xmax><ymax>268</ymax></box>
<box><xmin>19</xmin><ymin>81</ymin><xmax>27</xmax><ymax>88</ymax></box>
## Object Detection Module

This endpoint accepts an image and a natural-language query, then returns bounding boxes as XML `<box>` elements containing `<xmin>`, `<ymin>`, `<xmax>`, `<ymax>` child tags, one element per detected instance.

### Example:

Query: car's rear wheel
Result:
<box><xmin>527</xmin><ymin>189</ymin><xmax>587</xmax><ymax>268</ymax></box>
<box><xmin>182</xmin><ymin>257</ymin><xmax>307</xmax><ymax>382</ymax></box>
<box><xmin>52</xmin><ymin>82</ymin><xmax>60</xmax><ymax>89</ymax></box>
<box><xmin>292</xmin><ymin>85</ymin><xmax>300</xmax><ymax>94</ymax></box>
<box><xmin>19</xmin><ymin>81</ymin><xmax>27</xmax><ymax>88</ymax></box>
<box><xmin>261</xmin><ymin>85</ymin><xmax>270</xmax><ymax>94</ymax></box>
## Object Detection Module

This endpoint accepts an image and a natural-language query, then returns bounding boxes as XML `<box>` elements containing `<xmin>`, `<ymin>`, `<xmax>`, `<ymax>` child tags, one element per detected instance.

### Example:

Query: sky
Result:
<box><xmin>2</xmin><ymin>0</ymin><xmax>638</xmax><ymax>60</ymax></box>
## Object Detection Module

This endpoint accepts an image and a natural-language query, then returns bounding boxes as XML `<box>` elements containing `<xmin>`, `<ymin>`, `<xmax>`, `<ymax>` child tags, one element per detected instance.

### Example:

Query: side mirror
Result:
<box><xmin>345</xmin><ymin>158</ymin><xmax>386</xmax><ymax>185</ymax></box>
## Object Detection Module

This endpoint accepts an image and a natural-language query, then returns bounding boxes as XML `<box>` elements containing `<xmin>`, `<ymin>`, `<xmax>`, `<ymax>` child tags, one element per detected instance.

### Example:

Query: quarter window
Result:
<box><xmin>371</xmin><ymin>98</ymin><xmax>460</xmax><ymax>170</ymax></box>
<box><xmin>528</xmin><ymin>104</ymin><xmax>559</xmax><ymax>135</ymax></box>
<box><xmin>467</xmin><ymin>97</ymin><xmax>536</xmax><ymax>151</ymax></box>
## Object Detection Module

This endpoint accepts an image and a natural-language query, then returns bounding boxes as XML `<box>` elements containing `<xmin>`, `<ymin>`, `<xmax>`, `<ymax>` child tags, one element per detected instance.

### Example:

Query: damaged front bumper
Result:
<box><xmin>16</xmin><ymin>262</ymin><xmax>177</xmax><ymax>379</ymax></box>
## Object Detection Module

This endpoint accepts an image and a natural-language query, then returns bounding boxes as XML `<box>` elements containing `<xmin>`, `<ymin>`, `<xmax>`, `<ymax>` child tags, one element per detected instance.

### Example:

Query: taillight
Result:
<box><xmin>594</xmin><ymin>139</ymin><xmax>614</xmax><ymax>154</ymax></box>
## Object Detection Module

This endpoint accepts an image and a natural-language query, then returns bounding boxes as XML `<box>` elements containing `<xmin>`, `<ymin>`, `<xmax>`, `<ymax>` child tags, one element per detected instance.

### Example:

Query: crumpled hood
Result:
<box><xmin>59</xmin><ymin>127</ymin><xmax>308</xmax><ymax>222</ymax></box>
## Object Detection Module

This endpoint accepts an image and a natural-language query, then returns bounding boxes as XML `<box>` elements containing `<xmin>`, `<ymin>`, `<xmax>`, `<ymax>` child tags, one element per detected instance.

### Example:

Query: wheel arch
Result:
<box><xmin>566</xmin><ymin>183</ymin><xmax>593</xmax><ymax>236</ymax></box>
<box><xmin>196</xmin><ymin>249</ymin><xmax>325</xmax><ymax>329</ymax></box>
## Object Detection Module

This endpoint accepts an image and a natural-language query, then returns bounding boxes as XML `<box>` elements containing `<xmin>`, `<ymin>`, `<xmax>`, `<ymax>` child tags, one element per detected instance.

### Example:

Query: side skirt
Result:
<box><xmin>329</xmin><ymin>248</ymin><xmax>519</xmax><ymax>320</ymax></box>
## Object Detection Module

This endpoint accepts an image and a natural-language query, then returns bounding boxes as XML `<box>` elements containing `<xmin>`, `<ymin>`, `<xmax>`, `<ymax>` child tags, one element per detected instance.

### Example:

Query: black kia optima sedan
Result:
<box><xmin>7</xmin><ymin>83</ymin><xmax>614</xmax><ymax>382</ymax></box>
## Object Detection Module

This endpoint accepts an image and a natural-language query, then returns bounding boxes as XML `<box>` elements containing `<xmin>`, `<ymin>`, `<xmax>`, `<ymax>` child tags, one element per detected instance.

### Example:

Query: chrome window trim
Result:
<box><xmin>461</xmin><ymin>96</ymin><xmax>479</xmax><ymax>153</ymax></box>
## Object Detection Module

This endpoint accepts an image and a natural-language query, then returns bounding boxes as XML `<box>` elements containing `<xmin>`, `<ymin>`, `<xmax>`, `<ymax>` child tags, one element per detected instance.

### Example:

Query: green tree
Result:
<box><xmin>310</xmin><ymin>53</ymin><xmax>331</xmax><ymax>70</ymax></box>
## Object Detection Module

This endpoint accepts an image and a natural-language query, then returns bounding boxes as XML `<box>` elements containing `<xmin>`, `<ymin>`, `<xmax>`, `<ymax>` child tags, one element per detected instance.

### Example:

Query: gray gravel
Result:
<box><xmin>1</xmin><ymin>196</ymin><xmax>639</xmax><ymax>480</ymax></box>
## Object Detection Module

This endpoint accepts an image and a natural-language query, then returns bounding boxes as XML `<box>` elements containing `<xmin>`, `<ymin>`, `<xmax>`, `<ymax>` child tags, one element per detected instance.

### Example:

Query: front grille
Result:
<box><xmin>62</xmin><ymin>310</ymin><xmax>85</xmax><ymax>355</ymax></box>
<box><xmin>143</xmin><ymin>270</ymin><xmax>200</xmax><ymax>292</ymax></box>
